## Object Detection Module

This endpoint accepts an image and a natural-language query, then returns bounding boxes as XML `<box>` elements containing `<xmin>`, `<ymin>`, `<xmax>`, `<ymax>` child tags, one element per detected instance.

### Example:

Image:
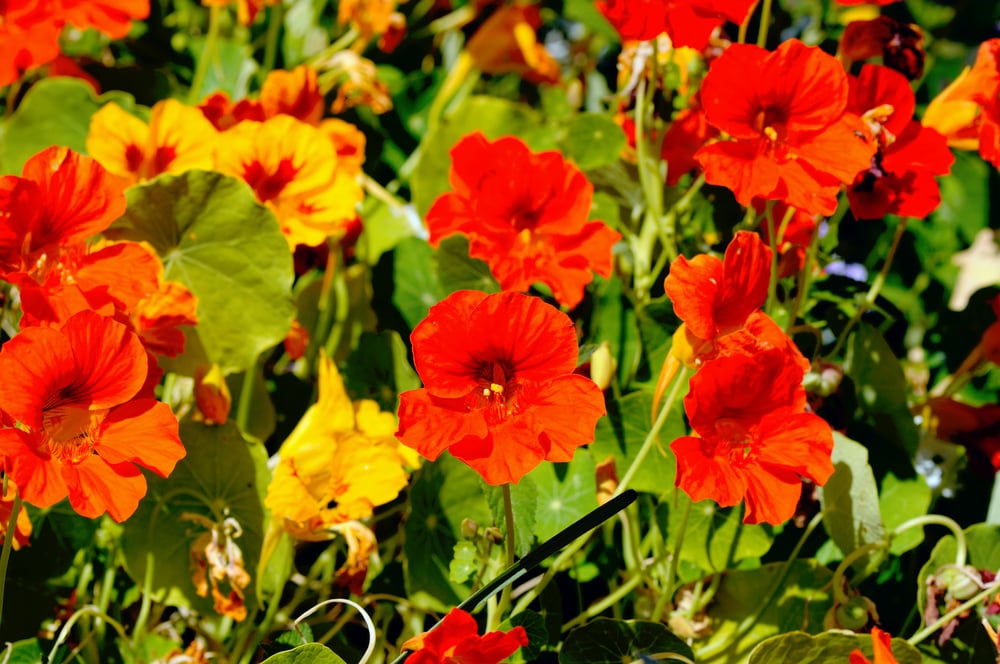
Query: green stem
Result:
<box><xmin>651</xmin><ymin>498</ymin><xmax>692</xmax><ymax>623</ymax></box>
<box><xmin>47</xmin><ymin>607</ymin><xmax>128</xmax><ymax>664</ymax></box>
<box><xmin>306</xmin><ymin>246</ymin><xmax>340</xmax><ymax>376</ymax></box>
<box><xmin>236</xmin><ymin>361</ymin><xmax>258</xmax><ymax>437</ymax></box>
<box><xmin>891</xmin><ymin>515</ymin><xmax>967</xmax><ymax>568</ymax></box>
<box><xmin>260</xmin><ymin>2</ymin><xmax>285</xmax><ymax>81</ymax></box>
<box><xmin>755</xmin><ymin>0</ymin><xmax>773</xmax><ymax>47</ymax></box>
<box><xmin>831</xmin><ymin>542</ymin><xmax>888</xmax><ymax>606</ymax></box>
<box><xmin>0</xmin><ymin>488</ymin><xmax>21</xmax><ymax>633</ymax></box>
<box><xmin>188</xmin><ymin>4</ymin><xmax>223</xmax><ymax>105</ymax></box>
<box><xmin>490</xmin><ymin>484</ymin><xmax>517</xmax><ymax>632</ymax></box>
<box><xmin>786</xmin><ymin>222</ymin><xmax>820</xmax><ymax>335</ymax></box>
<box><xmin>826</xmin><ymin>217</ymin><xmax>908</xmax><ymax>360</ymax></box>
<box><xmin>696</xmin><ymin>512</ymin><xmax>823</xmax><ymax>660</ymax></box>
<box><xmin>322</xmin><ymin>258</ymin><xmax>351</xmax><ymax>361</ymax></box>
<box><xmin>132</xmin><ymin>552</ymin><xmax>156</xmax><ymax>639</ymax></box>
<box><xmin>907</xmin><ymin>582</ymin><xmax>999</xmax><ymax>646</ymax></box>
<box><xmin>615</xmin><ymin>366</ymin><xmax>688</xmax><ymax>496</ymax></box>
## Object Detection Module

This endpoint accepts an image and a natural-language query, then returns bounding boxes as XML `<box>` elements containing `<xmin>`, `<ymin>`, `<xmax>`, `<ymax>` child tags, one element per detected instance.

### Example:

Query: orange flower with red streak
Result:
<box><xmin>0</xmin><ymin>311</ymin><xmax>184</xmax><ymax>521</ymax></box>
<box><xmin>58</xmin><ymin>0</ymin><xmax>149</xmax><ymax>38</ymax></box>
<box><xmin>671</xmin><ymin>348</ymin><xmax>834</xmax><ymax>524</ymax></box>
<box><xmin>87</xmin><ymin>99</ymin><xmax>218</xmax><ymax>185</ymax></box>
<box><xmin>595</xmin><ymin>0</ymin><xmax>756</xmax><ymax>49</ymax></box>
<box><xmin>401</xmin><ymin>608</ymin><xmax>529</xmax><ymax>664</ymax></box>
<box><xmin>695</xmin><ymin>39</ymin><xmax>876</xmax><ymax>216</ymax></box>
<box><xmin>426</xmin><ymin>132</ymin><xmax>620</xmax><ymax>308</ymax></box>
<box><xmin>215</xmin><ymin>115</ymin><xmax>363</xmax><ymax>248</ymax></box>
<box><xmin>0</xmin><ymin>1</ymin><xmax>62</xmax><ymax>87</ymax></box>
<box><xmin>850</xmin><ymin>627</ymin><xmax>900</xmax><ymax>664</ymax></box>
<box><xmin>396</xmin><ymin>290</ymin><xmax>606</xmax><ymax>485</ymax></box>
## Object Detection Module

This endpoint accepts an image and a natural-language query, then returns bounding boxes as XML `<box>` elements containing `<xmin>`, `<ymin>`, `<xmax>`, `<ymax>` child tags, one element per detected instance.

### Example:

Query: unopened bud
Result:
<box><xmin>461</xmin><ymin>518</ymin><xmax>479</xmax><ymax>540</ymax></box>
<box><xmin>485</xmin><ymin>526</ymin><xmax>503</xmax><ymax>545</ymax></box>
<box><xmin>195</xmin><ymin>364</ymin><xmax>231</xmax><ymax>425</ymax></box>
<box><xmin>589</xmin><ymin>342</ymin><xmax>616</xmax><ymax>391</ymax></box>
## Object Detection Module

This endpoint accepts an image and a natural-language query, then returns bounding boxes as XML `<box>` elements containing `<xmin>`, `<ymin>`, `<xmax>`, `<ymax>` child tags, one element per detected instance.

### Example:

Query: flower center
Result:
<box><xmin>752</xmin><ymin>107</ymin><xmax>788</xmax><ymax>144</ymax></box>
<box><xmin>243</xmin><ymin>158</ymin><xmax>299</xmax><ymax>203</ymax></box>
<box><xmin>41</xmin><ymin>404</ymin><xmax>106</xmax><ymax>463</ymax></box>
<box><xmin>471</xmin><ymin>360</ymin><xmax>522</xmax><ymax>425</ymax></box>
<box><xmin>715</xmin><ymin>418</ymin><xmax>757</xmax><ymax>467</ymax></box>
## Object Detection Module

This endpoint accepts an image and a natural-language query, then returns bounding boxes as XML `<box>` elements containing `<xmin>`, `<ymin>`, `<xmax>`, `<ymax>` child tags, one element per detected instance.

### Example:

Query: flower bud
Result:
<box><xmin>195</xmin><ymin>363</ymin><xmax>231</xmax><ymax>425</ymax></box>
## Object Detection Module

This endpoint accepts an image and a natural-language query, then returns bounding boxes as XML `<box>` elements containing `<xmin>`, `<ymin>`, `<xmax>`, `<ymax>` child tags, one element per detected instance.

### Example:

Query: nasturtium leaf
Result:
<box><xmin>410</xmin><ymin>95</ymin><xmax>547</xmax><ymax>218</ymax></box>
<box><xmin>436</xmin><ymin>235</ymin><xmax>500</xmax><ymax>295</ymax></box>
<box><xmin>590</xmin><ymin>274</ymin><xmax>641</xmax><ymax>389</ymax></box>
<box><xmin>880</xmin><ymin>473</ymin><xmax>932</xmax><ymax>555</ymax></box>
<box><xmin>504</xmin><ymin>610</ymin><xmax>549</xmax><ymax>662</ymax></box>
<box><xmin>484</xmin><ymin>478</ymin><xmax>538</xmax><ymax>557</ymax></box>
<box><xmin>560</xmin><ymin>618</ymin><xmax>694</xmax><ymax>664</ymax></box>
<box><xmin>6</xmin><ymin>638</ymin><xmax>43</xmax><ymax>664</ymax></box>
<box><xmin>527</xmin><ymin>452</ymin><xmax>598</xmax><ymax>543</ymax></box>
<box><xmin>356</xmin><ymin>198</ymin><xmax>422</xmax><ymax>266</ymax></box>
<box><xmin>275</xmin><ymin>622</ymin><xmax>314</xmax><ymax>647</ymax></box>
<box><xmin>845</xmin><ymin>323</ymin><xmax>919</xmax><ymax>456</ymax></box>
<box><xmin>120</xmin><ymin>634</ymin><xmax>180</xmax><ymax>664</ymax></box>
<box><xmin>109</xmin><ymin>171</ymin><xmax>295</xmax><ymax>373</ymax></box>
<box><xmin>259</xmin><ymin>643</ymin><xmax>347</xmax><ymax>664</ymax></box>
<box><xmin>449</xmin><ymin>540</ymin><xmax>479</xmax><ymax>584</ymax></box>
<box><xmin>820</xmin><ymin>432</ymin><xmax>885</xmax><ymax>577</ymax></box>
<box><xmin>188</xmin><ymin>37</ymin><xmax>257</xmax><ymax>101</ymax></box>
<box><xmin>748</xmin><ymin>630</ymin><xmax>922</xmax><ymax>663</ymax></box>
<box><xmin>404</xmin><ymin>455</ymin><xmax>491</xmax><ymax>611</ymax></box>
<box><xmin>562</xmin><ymin>114</ymin><xmax>626</xmax><ymax>171</ymax></box>
<box><xmin>226</xmin><ymin>363</ymin><xmax>276</xmax><ymax>443</ymax></box>
<box><xmin>0</xmin><ymin>77</ymin><xmax>136</xmax><ymax>175</ymax></box>
<box><xmin>344</xmin><ymin>330</ymin><xmax>421</xmax><ymax>412</ymax></box>
<box><xmin>281</xmin><ymin>0</ymin><xmax>329</xmax><ymax>64</ymax></box>
<box><xmin>663</xmin><ymin>498</ymin><xmax>773</xmax><ymax>576</ymax></box>
<box><xmin>392</xmin><ymin>237</ymin><xmax>443</xmax><ymax>329</ymax></box>
<box><xmin>590</xmin><ymin>390</ymin><xmax>684</xmax><ymax>496</ymax></box>
<box><xmin>121</xmin><ymin>421</ymin><xmax>269</xmax><ymax>617</ymax></box>
<box><xmin>696</xmin><ymin>560</ymin><xmax>833</xmax><ymax>664</ymax></box>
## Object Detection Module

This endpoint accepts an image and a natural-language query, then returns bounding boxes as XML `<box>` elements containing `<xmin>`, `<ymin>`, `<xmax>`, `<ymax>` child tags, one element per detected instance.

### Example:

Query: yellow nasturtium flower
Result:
<box><xmin>264</xmin><ymin>353</ymin><xmax>418</xmax><ymax>543</ymax></box>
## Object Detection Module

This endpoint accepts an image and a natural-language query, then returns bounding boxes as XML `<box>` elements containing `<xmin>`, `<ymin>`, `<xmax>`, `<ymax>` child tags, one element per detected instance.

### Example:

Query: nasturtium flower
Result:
<box><xmin>0</xmin><ymin>480</ymin><xmax>32</xmax><ymax>550</ymax></box>
<box><xmin>58</xmin><ymin>0</ymin><xmax>149</xmax><ymax>38</ymax></box>
<box><xmin>850</xmin><ymin>627</ymin><xmax>900</xmax><ymax>664</ymax></box>
<box><xmin>426</xmin><ymin>132</ymin><xmax>620</xmax><ymax>308</ymax></box>
<box><xmin>214</xmin><ymin>115</ymin><xmax>363</xmax><ymax>248</ymax></box>
<box><xmin>846</xmin><ymin>64</ymin><xmax>953</xmax><ymax>220</ymax></box>
<box><xmin>201</xmin><ymin>0</ymin><xmax>277</xmax><ymax>26</ymax></box>
<box><xmin>671</xmin><ymin>349</ymin><xmax>834</xmax><ymax>525</ymax></box>
<box><xmin>0</xmin><ymin>310</ymin><xmax>184</xmax><ymax>522</ymax></box>
<box><xmin>839</xmin><ymin>16</ymin><xmax>925</xmax><ymax>81</ymax></box>
<box><xmin>87</xmin><ymin>99</ymin><xmax>218</xmax><ymax>185</ymax></box>
<box><xmin>0</xmin><ymin>1</ymin><xmax>62</xmax><ymax>87</ymax></box>
<box><xmin>695</xmin><ymin>39</ymin><xmax>876</xmax><ymax>216</ymax></box>
<box><xmin>595</xmin><ymin>0</ymin><xmax>756</xmax><ymax>49</ymax></box>
<box><xmin>265</xmin><ymin>353</ymin><xmax>416</xmax><ymax>540</ymax></box>
<box><xmin>401</xmin><ymin>608</ymin><xmax>529</xmax><ymax>664</ymax></box>
<box><xmin>396</xmin><ymin>290</ymin><xmax>606</xmax><ymax>485</ymax></box>
<box><xmin>466</xmin><ymin>3</ymin><xmax>560</xmax><ymax>84</ymax></box>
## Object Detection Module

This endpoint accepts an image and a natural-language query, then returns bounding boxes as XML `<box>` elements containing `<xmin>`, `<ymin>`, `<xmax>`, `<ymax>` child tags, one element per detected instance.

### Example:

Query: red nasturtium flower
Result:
<box><xmin>595</xmin><ymin>0</ymin><xmax>756</xmax><ymax>49</ymax></box>
<box><xmin>0</xmin><ymin>311</ymin><xmax>185</xmax><ymax>522</ymax></box>
<box><xmin>846</xmin><ymin>64</ymin><xmax>953</xmax><ymax>220</ymax></box>
<box><xmin>401</xmin><ymin>608</ymin><xmax>529</xmax><ymax>664</ymax></box>
<box><xmin>426</xmin><ymin>132</ymin><xmax>620</xmax><ymax>308</ymax></box>
<box><xmin>671</xmin><ymin>348</ymin><xmax>835</xmax><ymax>524</ymax></box>
<box><xmin>695</xmin><ymin>39</ymin><xmax>876</xmax><ymax>216</ymax></box>
<box><xmin>396</xmin><ymin>290</ymin><xmax>606</xmax><ymax>485</ymax></box>
<box><xmin>850</xmin><ymin>627</ymin><xmax>900</xmax><ymax>664</ymax></box>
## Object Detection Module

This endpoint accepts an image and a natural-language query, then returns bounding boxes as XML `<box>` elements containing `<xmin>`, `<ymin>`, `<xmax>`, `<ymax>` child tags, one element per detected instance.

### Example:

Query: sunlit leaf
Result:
<box><xmin>748</xmin><ymin>630</ymin><xmax>922</xmax><ymax>663</ymax></box>
<box><xmin>561</xmin><ymin>618</ymin><xmax>694</xmax><ymax>664</ymax></box>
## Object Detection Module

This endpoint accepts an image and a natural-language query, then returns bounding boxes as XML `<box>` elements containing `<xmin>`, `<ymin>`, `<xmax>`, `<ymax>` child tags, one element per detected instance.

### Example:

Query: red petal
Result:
<box><xmin>62</xmin><ymin>456</ymin><xmax>146</xmax><ymax>522</ymax></box>
<box><xmin>97</xmin><ymin>399</ymin><xmax>184</xmax><ymax>477</ymax></box>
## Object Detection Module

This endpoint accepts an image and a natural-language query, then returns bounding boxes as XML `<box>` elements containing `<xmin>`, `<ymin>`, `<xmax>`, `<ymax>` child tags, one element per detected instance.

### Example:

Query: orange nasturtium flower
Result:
<box><xmin>0</xmin><ymin>1</ymin><xmax>62</xmax><ymax>87</ymax></box>
<box><xmin>671</xmin><ymin>348</ymin><xmax>835</xmax><ymax>525</ymax></box>
<box><xmin>57</xmin><ymin>0</ymin><xmax>150</xmax><ymax>38</ymax></box>
<box><xmin>0</xmin><ymin>311</ymin><xmax>185</xmax><ymax>522</ymax></box>
<box><xmin>466</xmin><ymin>3</ymin><xmax>560</xmax><ymax>85</ymax></box>
<box><xmin>396</xmin><ymin>290</ymin><xmax>607</xmax><ymax>485</ymax></box>
<box><xmin>850</xmin><ymin>627</ymin><xmax>901</xmax><ymax>664</ymax></box>
<box><xmin>86</xmin><ymin>99</ymin><xmax>218</xmax><ymax>185</ymax></box>
<box><xmin>695</xmin><ymin>39</ymin><xmax>876</xmax><ymax>216</ymax></box>
<box><xmin>595</xmin><ymin>0</ymin><xmax>756</xmax><ymax>49</ymax></box>
<box><xmin>426</xmin><ymin>132</ymin><xmax>620</xmax><ymax>308</ymax></box>
<box><xmin>401</xmin><ymin>608</ymin><xmax>529</xmax><ymax>664</ymax></box>
<box><xmin>214</xmin><ymin>115</ymin><xmax>364</xmax><ymax>248</ymax></box>
<box><xmin>201</xmin><ymin>0</ymin><xmax>277</xmax><ymax>26</ymax></box>
<box><xmin>0</xmin><ymin>481</ymin><xmax>32</xmax><ymax>550</ymax></box>
<box><xmin>265</xmin><ymin>353</ymin><xmax>417</xmax><ymax>540</ymax></box>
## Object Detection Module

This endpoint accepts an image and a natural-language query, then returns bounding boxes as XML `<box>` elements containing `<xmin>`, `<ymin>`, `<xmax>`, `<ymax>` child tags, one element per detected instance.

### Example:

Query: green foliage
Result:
<box><xmin>880</xmin><ymin>474</ymin><xmax>932</xmax><ymax>555</ymax></box>
<box><xmin>259</xmin><ymin>643</ymin><xmax>348</xmax><ymax>664</ymax></box>
<box><xmin>820</xmin><ymin>432</ymin><xmax>886</xmax><ymax>577</ymax></box>
<box><xmin>749</xmin><ymin>630</ymin><xmax>922</xmax><ymax>663</ymax></box>
<box><xmin>111</xmin><ymin>170</ymin><xmax>295</xmax><ymax>373</ymax></box>
<box><xmin>527</xmin><ymin>452</ymin><xmax>598</xmax><ymax>543</ymax></box>
<box><xmin>121</xmin><ymin>421</ymin><xmax>268</xmax><ymax>616</ymax></box>
<box><xmin>484</xmin><ymin>480</ymin><xmax>538</xmax><ymax>557</ymax></box>
<box><xmin>560</xmin><ymin>618</ymin><xmax>694</xmax><ymax>663</ymax></box>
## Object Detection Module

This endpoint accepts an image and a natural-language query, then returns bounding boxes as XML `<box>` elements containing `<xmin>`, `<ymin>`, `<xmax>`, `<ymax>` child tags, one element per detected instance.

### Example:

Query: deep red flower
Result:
<box><xmin>846</xmin><ymin>64</ymin><xmax>953</xmax><ymax>219</ymax></box>
<box><xmin>671</xmin><ymin>349</ymin><xmax>834</xmax><ymax>524</ymax></box>
<box><xmin>401</xmin><ymin>608</ymin><xmax>529</xmax><ymax>664</ymax></box>
<box><xmin>695</xmin><ymin>39</ymin><xmax>876</xmax><ymax>216</ymax></box>
<box><xmin>396</xmin><ymin>290</ymin><xmax>606</xmax><ymax>485</ymax></box>
<box><xmin>595</xmin><ymin>0</ymin><xmax>756</xmax><ymax>49</ymax></box>
<box><xmin>839</xmin><ymin>16</ymin><xmax>925</xmax><ymax>80</ymax></box>
<box><xmin>662</xmin><ymin>101</ymin><xmax>718</xmax><ymax>186</ymax></box>
<box><xmin>0</xmin><ymin>0</ymin><xmax>62</xmax><ymax>87</ymax></box>
<box><xmin>755</xmin><ymin>200</ymin><xmax>817</xmax><ymax>277</ymax></box>
<box><xmin>426</xmin><ymin>133</ymin><xmax>620</xmax><ymax>308</ymax></box>
<box><xmin>0</xmin><ymin>311</ymin><xmax>184</xmax><ymax>521</ymax></box>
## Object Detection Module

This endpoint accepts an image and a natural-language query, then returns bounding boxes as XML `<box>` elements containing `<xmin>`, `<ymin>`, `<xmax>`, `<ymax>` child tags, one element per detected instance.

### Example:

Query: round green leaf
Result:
<box><xmin>560</xmin><ymin>618</ymin><xmax>694</xmax><ymax>664</ymax></box>
<box><xmin>121</xmin><ymin>421</ymin><xmax>269</xmax><ymax>617</ymax></box>
<box><xmin>259</xmin><ymin>643</ymin><xmax>348</xmax><ymax>664</ymax></box>
<box><xmin>749</xmin><ymin>630</ymin><xmax>922</xmax><ymax>663</ymax></box>
<box><xmin>109</xmin><ymin>171</ymin><xmax>295</xmax><ymax>373</ymax></box>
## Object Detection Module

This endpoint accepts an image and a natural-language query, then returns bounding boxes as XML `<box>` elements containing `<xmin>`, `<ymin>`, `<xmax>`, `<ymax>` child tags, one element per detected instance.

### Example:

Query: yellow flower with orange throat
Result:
<box><xmin>214</xmin><ymin>115</ymin><xmax>364</xmax><ymax>248</ymax></box>
<box><xmin>264</xmin><ymin>352</ymin><xmax>419</xmax><ymax>542</ymax></box>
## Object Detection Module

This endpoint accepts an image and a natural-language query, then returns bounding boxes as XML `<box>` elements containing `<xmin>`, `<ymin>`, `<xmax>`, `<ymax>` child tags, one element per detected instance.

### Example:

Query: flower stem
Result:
<box><xmin>651</xmin><ymin>498</ymin><xmax>692</xmax><ymax>623</ymax></box>
<box><xmin>616</xmin><ymin>366</ymin><xmax>688</xmax><ymax>497</ymax></box>
<box><xmin>0</xmin><ymin>487</ymin><xmax>21</xmax><ymax>632</ymax></box>
<box><xmin>826</xmin><ymin>217</ymin><xmax>908</xmax><ymax>360</ymax></box>
<box><xmin>188</xmin><ymin>4</ymin><xmax>223</xmax><ymax>105</ymax></box>
<box><xmin>891</xmin><ymin>515</ymin><xmax>967</xmax><ymax>568</ymax></box>
<box><xmin>786</xmin><ymin>222</ymin><xmax>821</xmax><ymax>335</ymax></box>
<box><xmin>831</xmin><ymin>542</ymin><xmax>888</xmax><ymax>605</ymax></box>
<box><xmin>755</xmin><ymin>0</ymin><xmax>774</xmax><ymax>47</ymax></box>
<box><xmin>236</xmin><ymin>360</ymin><xmax>258</xmax><ymax>437</ymax></box>
<box><xmin>907</xmin><ymin>582</ymin><xmax>999</xmax><ymax>646</ymax></box>
<box><xmin>491</xmin><ymin>483</ymin><xmax>517</xmax><ymax>631</ymax></box>
<box><xmin>260</xmin><ymin>2</ymin><xmax>284</xmax><ymax>81</ymax></box>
